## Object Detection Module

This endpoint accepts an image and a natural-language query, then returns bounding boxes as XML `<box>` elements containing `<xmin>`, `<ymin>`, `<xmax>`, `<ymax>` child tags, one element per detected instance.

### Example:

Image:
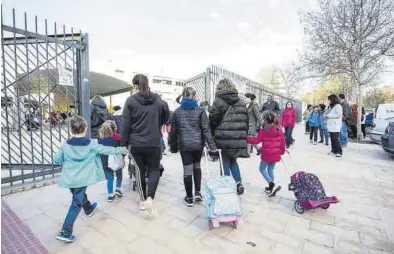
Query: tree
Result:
<box><xmin>299</xmin><ymin>0</ymin><xmax>394</xmax><ymax>140</ymax></box>
<box><xmin>278</xmin><ymin>67</ymin><xmax>300</xmax><ymax>97</ymax></box>
<box><xmin>259</xmin><ymin>67</ymin><xmax>281</xmax><ymax>93</ymax></box>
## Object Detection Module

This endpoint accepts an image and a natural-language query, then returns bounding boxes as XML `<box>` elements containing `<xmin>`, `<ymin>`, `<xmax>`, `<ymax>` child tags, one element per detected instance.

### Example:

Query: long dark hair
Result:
<box><xmin>327</xmin><ymin>94</ymin><xmax>340</xmax><ymax>107</ymax></box>
<box><xmin>262</xmin><ymin>111</ymin><xmax>279</xmax><ymax>132</ymax></box>
<box><xmin>176</xmin><ymin>87</ymin><xmax>196</xmax><ymax>104</ymax></box>
<box><xmin>132</xmin><ymin>74</ymin><xmax>150</xmax><ymax>96</ymax></box>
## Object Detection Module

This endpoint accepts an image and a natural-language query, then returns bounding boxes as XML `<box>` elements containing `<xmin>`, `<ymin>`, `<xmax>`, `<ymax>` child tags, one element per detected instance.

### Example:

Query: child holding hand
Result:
<box><xmin>54</xmin><ymin>116</ymin><xmax>127</xmax><ymax>243</ymax></box>
<box><xmin>247</xmin><ymin>111</ymin><xmax>286</xmax><ymax>197</ymax></box>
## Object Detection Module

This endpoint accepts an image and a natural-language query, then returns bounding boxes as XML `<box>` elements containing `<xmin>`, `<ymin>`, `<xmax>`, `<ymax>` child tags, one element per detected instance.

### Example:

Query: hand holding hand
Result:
<box><xmin>208</xmin><ymin>150</ymin><xmax>219</xmax><ymax>160</ymax></box>
<box><xmin>123</xmin><ymin>148</ymin><xmax>129</xmax><ymax>156</ymax></box>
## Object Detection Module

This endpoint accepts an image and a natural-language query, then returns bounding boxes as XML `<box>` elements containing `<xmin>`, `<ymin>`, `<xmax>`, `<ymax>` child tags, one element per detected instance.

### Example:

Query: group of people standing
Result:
<box><xmin>303</xmin><ymin>93</ymin><xmax>359</xmax><ymax>158</ymax></box>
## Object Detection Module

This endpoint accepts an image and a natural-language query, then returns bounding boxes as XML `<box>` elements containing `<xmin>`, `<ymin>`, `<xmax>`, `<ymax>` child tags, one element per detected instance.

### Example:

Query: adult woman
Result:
<box><xmin>209</xmin><ymin>79</ymin><xmax>249</xmax><ymax>195</ymax></box>
<box><xmin>90</xmin><ymin>95</ymin><xmax>110</xmax><ymax>139</ymax></box>
<box><xmin>120</xmin><ymin>74</ymin><xmax>169</xmax><ymax>213</ymax></box>
<box><xmin>350</xmin><ymin>104</ymin><xmax>358</xmax><ymax>139</ymax></box>
<box><xmin>303</xmin><ymin>105</ymin><xmax>312</xmax><ymax>134</ymax></box>
<box><xmin>169</xmin><ymin>87</ymin><xmax>217</xmax><ymax>207</ymax></box>
<box><xmin>282</xmin><ymin>101</ymin><xmax>296</xmax><ymax>149</ymax></box>
<box><xmin>244</xmin><ymin>93</ymin><xmax>262</xmax><ymax>154</ymax></box>
<box><xmin>325</xmin><ymin>94</ymin><xmax>343</xmax><ymax>157</ymax></box>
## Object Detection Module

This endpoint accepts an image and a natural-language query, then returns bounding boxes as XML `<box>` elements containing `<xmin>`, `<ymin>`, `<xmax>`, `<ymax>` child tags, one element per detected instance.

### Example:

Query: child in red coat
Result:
<box><xmin>247</xmin><ymin>111</ymin><xmax>286</xmax><ymax>197</ymax></box>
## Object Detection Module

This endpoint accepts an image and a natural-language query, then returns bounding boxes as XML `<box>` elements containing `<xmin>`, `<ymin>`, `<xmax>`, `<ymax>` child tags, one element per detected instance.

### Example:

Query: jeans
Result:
<box><xmin>340</xmin><ymin>122</ymin><xmax>348</xmax><ymax>145</ymax></box>
<box><xmin>321</xmin><ymin>128</ymin><xmax>329</xmax><ymax>144</ymax></box>
<box><xmin>284</xmin><ymin>126</ymin><xmax>294</xmax><ymax>147</ymax></box>
<box><xmin>62</xmin><ymin>187</ymin><xmax>94</xmax><ymax>236</ymax></box>
<box><xmin>180</xmin><ymin>150</ymin><xmax>203</xmax><ymax>197</ymax></box>
<box><xmin>105</xmin><ymin>169</ymin><xmax>123</xmax><ymax>195</ymax></box>
<box><xmin>131</xmin><ymin>147</ymin><xmax>161</xmax><ymax>200</ymax></box>
<box><xmin>259</xmin><ymin>160</ymin><xmax>276</xmax><ymax>184</ymax></box>
<box><xmin>309</xmin><ymin>127</ymin><xmax>318</xmax><ymax>142</ymax></box>
<box><xmin>330</xmin><ymin>132</ymin><xmax>342</xmax><ymax>155</ymax></box>
<box><xmin>221</xmin><ymin>152</ymin><xmax>242</xmax><ymax>183</ymax></box>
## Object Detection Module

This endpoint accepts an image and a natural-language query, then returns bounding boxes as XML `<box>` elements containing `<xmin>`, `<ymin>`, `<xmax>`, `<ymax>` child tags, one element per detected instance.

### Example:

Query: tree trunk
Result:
<box><xmin>357</xmin><ymin>85</ymin><xmax>363</xmax><ymax>142</ymax></box>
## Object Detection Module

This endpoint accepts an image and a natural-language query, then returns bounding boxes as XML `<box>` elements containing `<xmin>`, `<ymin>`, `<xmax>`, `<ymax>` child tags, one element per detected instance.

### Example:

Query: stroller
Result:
<box><xmin>288</xmin><ymin>171</ymin><xmax>339</xmax><ymax>214</ymax></box>
<box><xmin>203</xmin><ymin>149</ymin><xmax>242</xmax><ymax>229</ymax></box>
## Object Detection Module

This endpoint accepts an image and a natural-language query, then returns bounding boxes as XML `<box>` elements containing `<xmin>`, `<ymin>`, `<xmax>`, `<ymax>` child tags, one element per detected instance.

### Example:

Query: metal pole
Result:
<box><xmin>205</xmin><ymin>67</ymin><xmax>211</xmax><ymax>105</ymax></box>
<box><xmin>80</xmin><ymin>33</ymin><xmax>91</xmax><ymax>138</ymax></box>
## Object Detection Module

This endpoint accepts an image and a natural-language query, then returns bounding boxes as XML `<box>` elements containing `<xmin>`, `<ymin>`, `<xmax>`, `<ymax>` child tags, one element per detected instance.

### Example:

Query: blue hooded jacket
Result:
<box><xmin>308</xmin><ymin>110</ymin><xmax>321</xmax><ymax>127</ymax></box>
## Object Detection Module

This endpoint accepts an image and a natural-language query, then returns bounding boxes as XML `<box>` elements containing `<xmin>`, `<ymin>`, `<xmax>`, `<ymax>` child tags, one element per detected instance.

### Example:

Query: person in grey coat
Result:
<box><xmin>244</xmin><ymin>93</ymin><xmax>262</xmax><ymax>154</ymax></box>
<box><xmin>90</xmin><ymin>95</ymin><xmax>110</xmax><ymax>139</ymax></box>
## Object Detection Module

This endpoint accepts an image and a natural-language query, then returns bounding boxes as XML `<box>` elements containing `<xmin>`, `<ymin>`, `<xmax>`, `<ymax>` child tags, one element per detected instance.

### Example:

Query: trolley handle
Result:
<box><xmin>204</xmin><ymin>147</ymin><xmax>224</xmax><ymax>178</ymax></box>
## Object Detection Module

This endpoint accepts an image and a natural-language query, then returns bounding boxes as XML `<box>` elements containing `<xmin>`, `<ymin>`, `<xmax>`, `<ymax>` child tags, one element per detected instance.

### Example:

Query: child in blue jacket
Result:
<box><xmin>319</xmin><ymin>104</ymin><xmax>329</xmax><ymax>145</ymax></box>
<box><xmin>308</xmin><ymin>105</ymin><xmax>321</xmax><ymax>145</ymax></box>
<box><xmin>53</xmin><ymin>116</ymin><xmax>127</xmax><ymax>243</ymax></box>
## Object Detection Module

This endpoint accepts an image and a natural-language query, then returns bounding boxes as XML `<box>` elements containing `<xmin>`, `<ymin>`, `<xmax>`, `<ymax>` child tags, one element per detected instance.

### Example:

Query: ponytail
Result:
<box><xmin>176</xmin><ymin>86</ymin><xmax>196</xmax><ymax>104</ymax></box>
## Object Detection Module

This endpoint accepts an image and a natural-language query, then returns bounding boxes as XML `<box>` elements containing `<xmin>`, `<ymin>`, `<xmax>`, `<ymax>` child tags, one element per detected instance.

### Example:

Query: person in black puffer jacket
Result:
<box><xmin>170</xmin><ymin>87</ymin><xmax>218</xmax><ymax>207</ymax></box>
<box><xmin>209</xmin><ymin>79</ymin><xmax>249</xmax><ymax>195</ymax></box>
<box><xmin>90</xmin><ymin>95</ymin><xmax>110</xmax><ymax>139</ymax></box>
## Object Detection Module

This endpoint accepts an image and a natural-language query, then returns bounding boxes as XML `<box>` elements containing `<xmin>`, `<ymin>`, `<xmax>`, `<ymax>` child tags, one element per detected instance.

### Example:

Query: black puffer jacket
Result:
<box><xmin>90</xmin><ymin>96</ymin><xmax>109</xmax><ymax>139</ymax></box>
<box><xmin>209</xmin><ymin>88</ymin><xmax>249</xmax><ymax>159</ymax></box>
<box><xmin>170</xmin><ymin>97</ymin><xmax>216</xmax><ymax>152</ymax></box>
<box><xmin>120</xmin><ymin>92</ymin><xmax>168</xmax><ymax>148</ymax></box>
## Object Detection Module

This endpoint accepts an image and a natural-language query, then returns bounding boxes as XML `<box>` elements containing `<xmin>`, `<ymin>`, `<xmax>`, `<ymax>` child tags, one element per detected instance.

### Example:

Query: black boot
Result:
<box><xmin>236</xmin><ymin>182</ymin><xmax>244</xmax><ymax>195</ymax></box>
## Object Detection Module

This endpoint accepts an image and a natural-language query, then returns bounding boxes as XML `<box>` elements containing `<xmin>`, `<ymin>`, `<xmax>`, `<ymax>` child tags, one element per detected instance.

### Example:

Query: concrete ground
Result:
<box><xmin>2</xmin><ymin>124</ymin><xmax>394</xmax><ymax>254</ymax></box>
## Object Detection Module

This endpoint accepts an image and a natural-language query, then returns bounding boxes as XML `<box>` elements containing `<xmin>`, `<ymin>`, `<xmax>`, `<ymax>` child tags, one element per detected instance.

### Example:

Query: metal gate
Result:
<box><xmin>183</xmin><ymin>65</ymin><xmax>303</xmax><ymax>122</ymax></box>
<box><xmin>1</xmin><ymin>7</ymin><xmax>90</xmax><ymax>192</ymax></box>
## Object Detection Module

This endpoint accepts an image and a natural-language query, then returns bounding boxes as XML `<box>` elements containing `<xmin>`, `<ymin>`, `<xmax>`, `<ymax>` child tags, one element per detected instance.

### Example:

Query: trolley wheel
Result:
<box><xmin>208</xmin><ymin>220</ymin><xmax>213</xmax><ymax>230</ymax></box>
<box><xmin>294</xmin><ymin>201</ymin><xmax>305</xmax><ymax>214</ymax></box>
<box><xmin>321</xmin><ymin>204</ymin><xmax>330</xmax><ymax>209</ymax></box>
<box><xmin>232</xmin><ymin>221</ymin><xmax>238</xmax><ymax>229</ymax></box>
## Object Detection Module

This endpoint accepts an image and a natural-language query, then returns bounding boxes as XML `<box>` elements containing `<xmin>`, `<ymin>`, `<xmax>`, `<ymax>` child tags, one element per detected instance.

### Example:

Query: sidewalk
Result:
<box><xmin>2</xmin><ymin>124</ymin><xmax>394</xmax><ymax>254</ymax></box>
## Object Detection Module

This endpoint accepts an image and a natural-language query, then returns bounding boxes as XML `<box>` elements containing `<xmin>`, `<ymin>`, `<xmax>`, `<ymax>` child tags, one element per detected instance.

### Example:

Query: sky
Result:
<box><xmin>2</xmin><ymin>0</ymin><xmax>321</xmax><ymax>83</ymax></box>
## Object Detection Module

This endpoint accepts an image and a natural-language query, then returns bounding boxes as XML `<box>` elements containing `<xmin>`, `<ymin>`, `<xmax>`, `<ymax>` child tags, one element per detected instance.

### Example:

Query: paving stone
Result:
<box><xmin>360</xmin><ymin>233</ymin><xmax>394</xmax><ymax>252</ymax></box>
<box><xmin>274</xmin><ymin>243</ymin><xmax>302</xmax><ymax>254</ymax></box>
<box><xmin>260</xmin><ymin>229</ymin><xmax>303</xmax><ymax>250</ymax></box>
<box><xmin>302</xmin><ymin>241</ymin><xmax>334</xmax><ymax>254</ymax></box>
<box><xmin>311</xmin><ymin>221</ymin><xmax>360</xmax><ymax>243</ymax></box>
<box><xmin>285</xmin><ymin>225</ymin><xmax>334</xmax><ymax>247</ymax></box>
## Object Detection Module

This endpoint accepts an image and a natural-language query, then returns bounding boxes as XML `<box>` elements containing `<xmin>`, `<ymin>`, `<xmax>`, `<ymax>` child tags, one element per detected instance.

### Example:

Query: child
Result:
<box><xmin>308</xmin><ymin>106</ymin><xmax>321</xmax><ymax>145</ymax></box>
<box><xmin>247</xmin><ymin>111</ymin><xmax>285</xmax><ymax>197</ymax></box>
<box><xmin>99</xmin><ymin>121</ymin><xmax>124</xmax><ymax>202</ymax></box>
<box><xmin>54</xmin><ymin>116</ymin><xmax>127</xmax><ymax>243</ymax></box>
<box><xmin>319</xmin><ymin>104</ymin><xmax>329</xmax><ymax>145</ymax></box>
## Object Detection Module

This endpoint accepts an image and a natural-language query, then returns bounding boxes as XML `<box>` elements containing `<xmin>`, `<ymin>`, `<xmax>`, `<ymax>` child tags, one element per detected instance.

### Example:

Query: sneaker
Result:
<box><xmin>325</xmin><ymin>143</ymin><xmax>329</xmax><ymax>146</ymax></box>
<box><xmin>318</xmin><ymin>141</ymin><xmax>324</xmax><ymax>143</ymax></box>
<box><xmin>194</xmin><ymin>192</ymin><xmax>203</xmax><ymax>202</ymax></box>
<box><xmin>286</xmin><ymin>145</ymin><xmax>290</xmax><ymax>149</ymax></box>
<box><xmin>335</xmin><ymin>154</ymin><xmax>342</xmax><ymax>157</ymax></box>
<box><xmin>144</xmin><ymin>197</ymin><xmax>154</xmax><ymax>214</ymax></box>
<box><xmin>139</xmin><ymin>201</ymin><xmax>146</xmax><ymax>211</ymax></box>
<box><xmin>236</xmin><ymin>182</ymin><xmax>244</xmax><ymax>195</ymax></box>
<box><xmin>269</xmin><ymin>185</ymin><xmax>281</xmax><ymax>197</ymax></box>
<box><xmin>256</xmin><ymin>149</ymin><xmax>261</xmax><ymax>156</ymax></box>
<box><xmin>313</xmin><ymin>142</ymin><xmax>317</xmax><ymax>145</ymax></box>
<box><xmin>56</xmin><ymin>231</ymin><xmax>76</xmax><ymax>243</ymax></box>
<box><xmin>107</xmin><ymin>195</ymin><xmax>115</xmax><ymax>202</ymax></box>
<box><xmin>115</xmin><ymin>189</ymin><xmax>123</xmax><ymax>197</ymax></box>
<box><xmin>184</xmin><ymin>197</ymin><xmax>194</xmax><ymax>207</ymax></box>
<box><xmin>264</xmin><ymin>186</ymin><xmax>271</xmax><ymax>194</ymax></box>
<box><xmin>85</xmin><ymin>202</ymin><xmax>97</xmax><ymax>218</ymax></box>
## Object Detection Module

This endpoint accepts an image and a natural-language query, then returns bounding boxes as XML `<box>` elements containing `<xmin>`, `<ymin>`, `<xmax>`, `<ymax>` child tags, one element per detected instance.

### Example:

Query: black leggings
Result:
<box><xmin>130</xmin><ymin>147</ymin><xmax>161</xmax><ymax>200</ymax></box>
<box><xmin>329</xmin><ymin>132</ymin><xmax>342</xmax><ymax>155</ymax></box>
<box><xmin>310</xmin><ymin>127</ymin><xmax>318</xmax><ymax>142</ymax></box>
<box><xmin>180</xmin><ymin>150</ymin><xmax>203</xmax><ymax>198</ymax></box>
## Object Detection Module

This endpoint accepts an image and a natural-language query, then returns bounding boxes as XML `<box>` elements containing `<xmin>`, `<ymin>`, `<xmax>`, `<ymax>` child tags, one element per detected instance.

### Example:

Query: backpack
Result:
<box><xmin>288</xmin><ymin>172</ymin><xmax>327</xmax><ymax>201</ymax></box>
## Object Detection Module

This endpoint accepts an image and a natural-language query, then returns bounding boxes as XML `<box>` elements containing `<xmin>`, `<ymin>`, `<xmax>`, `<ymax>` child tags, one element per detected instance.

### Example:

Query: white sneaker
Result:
<box><xmin>313</xmin><ymin>142</ymin><xmax>317</xmax><ymax>145</ymax></box>
<box><xmin>144</xmin><ymin>197</ymin><xmax>153</xmax><ymax>214</ymax></box>
<box><xmin>335</xmin><ymin>154</ymin><xmax>342</xmax><ymax>157</ymax></box>
<box><xmin>139</xmin><ymin>201</ymin><xmax>146</xmax><ymax>211</ymax></box>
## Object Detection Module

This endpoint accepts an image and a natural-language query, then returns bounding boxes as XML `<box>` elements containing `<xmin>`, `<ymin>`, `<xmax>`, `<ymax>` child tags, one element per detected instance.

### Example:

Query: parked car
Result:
<box><xmin>368</xmin><ymin>103</ymin><xmax>394</xmax><ymax>143</ymax></box>
<box><xmin>381</xmin><ymin>121</ymin><xmax>394</xmax><ymax>158</ymax></box>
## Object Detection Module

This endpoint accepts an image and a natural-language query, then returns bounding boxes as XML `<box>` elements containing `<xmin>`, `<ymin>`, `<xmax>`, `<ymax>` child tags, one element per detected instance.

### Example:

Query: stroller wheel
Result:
<box><xmin>294</xmin><ymin>201</ymin><xmax>304</xmax><ymax>214</ymax></box>
<box><xmin>321</xmin><ymin>204</ymin><xmax>330</xmax><ymax>209</ymax></box>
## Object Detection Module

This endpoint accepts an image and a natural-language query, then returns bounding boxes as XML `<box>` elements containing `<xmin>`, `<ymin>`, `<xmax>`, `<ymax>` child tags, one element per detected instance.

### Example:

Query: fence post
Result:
<box><xmin>205</xmin><ymin>67</ymin><xmax>211</xmax><ymax>105</ymax></box>
<box><xmin>80</xmin><ymin>33</ymin><xmax>91</xmax><ymax>137</ymax></box>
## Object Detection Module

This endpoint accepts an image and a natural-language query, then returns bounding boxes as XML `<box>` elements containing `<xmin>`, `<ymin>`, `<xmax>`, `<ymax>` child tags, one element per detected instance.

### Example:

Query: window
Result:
<box><xmin>153</xmin><ymin>79</ymin><xmax>162</xmax><ymax>84</ymax></box>
<box><xmin>162</xmin><ymin>80</ymin><xmax>172</xmax><ymax>85</ymax></box>
<box><xmin>175</xmin><ymin>81</ymin><xmax>183</xmax><ymax>86</ymax></box>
